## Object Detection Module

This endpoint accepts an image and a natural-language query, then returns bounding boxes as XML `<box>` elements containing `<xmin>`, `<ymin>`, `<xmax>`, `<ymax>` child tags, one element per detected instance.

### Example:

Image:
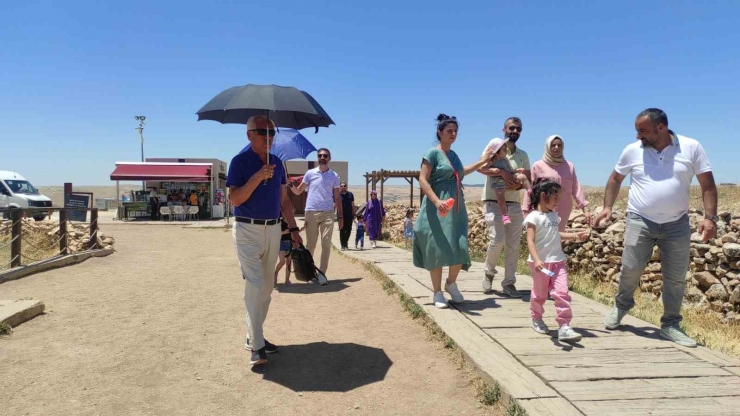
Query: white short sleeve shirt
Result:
<box><xmin>523</xmin><ymin>211</ymin><xmax>566</xmax><ymax>263</ymax></box>
<box><xmin>302</xmin><ymin>167</ymin><xmax>340</xmax><ymax>212</ymax></box>
<box><xmin>615</xmin><ymin>133</ymin><xmax>712</xmax><ymax>224</ymax></box>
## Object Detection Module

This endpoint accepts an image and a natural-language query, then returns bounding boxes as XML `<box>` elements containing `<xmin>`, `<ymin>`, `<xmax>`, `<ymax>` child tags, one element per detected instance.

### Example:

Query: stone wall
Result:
<box><xmin>382</xmin><ymin>202</ymin><xmax>487</xmax><ymax>250</ymax></box>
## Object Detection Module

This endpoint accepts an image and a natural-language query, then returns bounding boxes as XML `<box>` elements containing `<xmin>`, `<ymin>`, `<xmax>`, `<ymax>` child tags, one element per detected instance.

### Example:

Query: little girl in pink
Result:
<box><xmin>524</xmin><ymin>178</ymin><xmax>588</xmax><ymax>342</ymax></box>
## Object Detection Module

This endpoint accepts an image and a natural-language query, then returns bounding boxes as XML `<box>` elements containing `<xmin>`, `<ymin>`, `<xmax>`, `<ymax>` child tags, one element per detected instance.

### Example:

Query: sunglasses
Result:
<box><xmin>507</xmin><ymin>126</ymin><xmax>523</xmax><ymax>132</ymax></box>
<box><xmin>318</xmin><ymin>154</ymin><xmax>330</xmax><ymax>159</ymax></box>
<box><xmin>249</xmin><ymin>129</ymin><xmax>277</xmax><ymax>137</ymax></box>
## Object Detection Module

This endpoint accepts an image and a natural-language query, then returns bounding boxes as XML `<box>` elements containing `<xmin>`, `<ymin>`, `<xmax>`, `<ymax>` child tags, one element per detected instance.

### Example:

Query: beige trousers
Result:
<box><xmin>304</xmin><ymin>210</ymin><xmax>335</xmax><ymax>273</ymax></box>
<box><xmin>233</xmin><ymin>222</ymin><xmax>280</xmax><ymax>351</ymax></box>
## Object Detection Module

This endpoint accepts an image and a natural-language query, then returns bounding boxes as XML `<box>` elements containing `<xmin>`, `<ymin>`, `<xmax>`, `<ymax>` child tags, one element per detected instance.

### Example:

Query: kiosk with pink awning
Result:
<box><xmin>110</xmin><ymin>160</ymin><xmax>227</xmax><ymax>220</ymax></box>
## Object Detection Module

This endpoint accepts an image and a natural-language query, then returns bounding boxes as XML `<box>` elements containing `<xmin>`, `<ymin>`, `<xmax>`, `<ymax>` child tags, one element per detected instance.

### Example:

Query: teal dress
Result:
<box><xmin>413</xmin><ymin>147</ymin><xmax>471</xmax><ymax>271</ymax></box>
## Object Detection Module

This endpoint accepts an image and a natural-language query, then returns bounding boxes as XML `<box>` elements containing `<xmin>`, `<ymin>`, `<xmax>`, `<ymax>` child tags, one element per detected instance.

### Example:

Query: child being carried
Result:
<box><xmin>485</xmin><ymin>137</ymin><xmax>530</xmax><ymax>224</ymax></box>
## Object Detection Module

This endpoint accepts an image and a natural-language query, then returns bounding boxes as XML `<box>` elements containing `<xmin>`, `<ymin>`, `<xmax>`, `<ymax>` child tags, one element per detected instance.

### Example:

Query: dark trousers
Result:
<box><xmin>339</xmin><ymin>218</ymin><xmax>353</xmax><ymax>248</ymax></box>
<box><xmin>150</xmin><ymin>199</ymin><xmax>159</xmax><ymax>220</ymax></box>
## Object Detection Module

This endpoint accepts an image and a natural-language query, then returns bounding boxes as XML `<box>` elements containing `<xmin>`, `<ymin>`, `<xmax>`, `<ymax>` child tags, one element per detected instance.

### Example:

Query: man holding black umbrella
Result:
<box><xmin>227</xmin><ymin>115</ymin><xmax>303</xmax><ymax>366</ymax></box>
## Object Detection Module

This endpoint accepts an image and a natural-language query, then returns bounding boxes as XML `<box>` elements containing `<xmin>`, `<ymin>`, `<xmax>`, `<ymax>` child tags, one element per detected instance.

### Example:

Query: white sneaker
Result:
<box><xmin>433</xmin><ymin>291</ymin><xmax>448</xmax><ymax>309</ymax></box>
<box><xmin>558</xmin><ymin>325</ymin><xmax>582</xmax><ymax>342</ymax></box>
<box><xmin>444</xmin><ymin>282</ymin><xmax>464</xmax><ymax>303</ymax></box>
<box><xmin>482</xmin><ymin>273</ymin><xmax>494</xmax><ymax>292</ymax></box>
<box><xmin>532</xmin><ymin>319</ymin><xmax>549</xmax><ymax>334</ymax></box>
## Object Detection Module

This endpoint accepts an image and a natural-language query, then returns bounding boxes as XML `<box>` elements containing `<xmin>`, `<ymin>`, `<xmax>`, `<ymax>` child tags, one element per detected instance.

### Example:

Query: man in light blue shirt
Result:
<box><xmin>290</xmin><ymin>148</ymin><xmax>344</xmax><ymax>274</ymax></box>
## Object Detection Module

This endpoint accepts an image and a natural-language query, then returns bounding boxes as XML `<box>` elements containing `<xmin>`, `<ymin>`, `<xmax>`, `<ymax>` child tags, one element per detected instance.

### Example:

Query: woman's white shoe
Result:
<box><xmin>444</xmin><ymin>282</ymin><xmax>464</xmax><ymax>303</ymax></box>
<box><xmin>433</xmin><ymin>291</ymin><xmax>448</xmax><ymax>309</ymax></box>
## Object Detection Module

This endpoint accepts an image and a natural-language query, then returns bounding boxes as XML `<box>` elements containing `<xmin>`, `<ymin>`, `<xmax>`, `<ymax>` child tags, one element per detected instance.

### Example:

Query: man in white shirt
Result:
<box><xmin>478</xmin><ymin>117</ymin><xmax>531</xmax><ymax>298</ymax></box>
<box><xmin>290</xmin><ymin>148</ymin><xmax>344</xmax><ymax>274</ymax></box>
<box><xmin>594</xmin><ymin>108</ymin><xmax>718</xmax><ymax>348</ymax></box>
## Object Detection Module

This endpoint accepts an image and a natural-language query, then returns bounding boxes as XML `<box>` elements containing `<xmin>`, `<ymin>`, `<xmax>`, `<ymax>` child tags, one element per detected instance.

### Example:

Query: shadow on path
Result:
<box><xmin>275</xmin><ymin>277</ymin><xmax>362</xmax><ymax>294</ymax></box>
<box><xmin>454</xmin><ymin>298</ymin><xmax>502</xmax><ymax>316</ymax></box>
<box><xmin>254</xmin><ymin>342</ymin><xmax>393</xmax><ymax>392</ymax></box>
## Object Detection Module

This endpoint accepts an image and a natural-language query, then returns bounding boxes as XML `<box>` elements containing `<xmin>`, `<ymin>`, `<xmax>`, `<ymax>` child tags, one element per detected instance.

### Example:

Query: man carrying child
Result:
<box><xmin>478</xmin><ymin>117</ymin><xmax>532</xmax><ymax>298</ymax></box>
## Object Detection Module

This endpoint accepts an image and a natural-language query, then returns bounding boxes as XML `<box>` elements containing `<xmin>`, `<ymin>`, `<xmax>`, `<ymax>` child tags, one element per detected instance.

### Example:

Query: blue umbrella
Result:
<box><xmin>240</xmin><ymin>128</ymin><xmax>317</xmax><ymax>162</ymax></box>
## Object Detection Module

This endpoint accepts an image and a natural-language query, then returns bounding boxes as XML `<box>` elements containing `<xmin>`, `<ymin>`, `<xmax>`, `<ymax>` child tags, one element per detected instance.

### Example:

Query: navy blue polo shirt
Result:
<box><xmin>226</xmin><ymin>149</ymin><xmax>286</xmax><ymax>219</ymax></box>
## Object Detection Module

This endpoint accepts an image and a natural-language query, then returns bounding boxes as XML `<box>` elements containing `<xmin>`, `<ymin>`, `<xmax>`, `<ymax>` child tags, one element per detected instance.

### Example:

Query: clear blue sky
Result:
<box><xmin>1</xmin><ymin>1</ymin><xmax>739</xmax><ymax>188</ymax></box>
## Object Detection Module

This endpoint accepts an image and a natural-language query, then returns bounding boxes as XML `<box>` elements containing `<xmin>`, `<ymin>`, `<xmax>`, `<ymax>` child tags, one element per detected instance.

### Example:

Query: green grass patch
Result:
<box><xmin>482</xmin><ymin>382</ymin><xmax>501</xmax><ymax>406</ymax></box>
<box><xmin>506</xmin><ymin>401</ymin><xmax>526</xmax><ymax>416</ymax></box>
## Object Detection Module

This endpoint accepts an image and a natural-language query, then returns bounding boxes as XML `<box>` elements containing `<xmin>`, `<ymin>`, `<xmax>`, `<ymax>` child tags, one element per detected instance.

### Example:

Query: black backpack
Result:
<box><xmin>290</xmin><ymin>244</ymin><xmax>328</xmax><ymax>285</ymax></box>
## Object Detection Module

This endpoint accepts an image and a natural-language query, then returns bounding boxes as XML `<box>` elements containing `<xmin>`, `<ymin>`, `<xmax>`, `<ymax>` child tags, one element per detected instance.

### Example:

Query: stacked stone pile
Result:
<box><xmin>0</xmin><ymin>218</ymin><xmax>115</xmax><ymax>254</ymax></box>
<box><xmin>381</xmin><ymin>202</ymin><xmax>488</xmax><ymax>249</ymax></box>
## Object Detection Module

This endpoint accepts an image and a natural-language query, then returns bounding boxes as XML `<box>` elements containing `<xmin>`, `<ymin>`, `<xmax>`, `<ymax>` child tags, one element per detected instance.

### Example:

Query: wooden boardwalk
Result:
<box><xmin>330</xmin><ymin>228</ymin><xmax>740</xmax><ymax>415</ymax></box>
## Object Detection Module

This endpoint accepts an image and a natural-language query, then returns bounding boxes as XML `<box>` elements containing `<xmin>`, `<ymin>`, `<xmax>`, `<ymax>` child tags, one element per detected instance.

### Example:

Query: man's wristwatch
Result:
<box><xmin>705</xmin><ymin>215</ymin><xmax>719</xmax><ymax>224</ymax></box>
<box><xmin>289</xmin><ymin>227</ymin><xmax>300</xmax><ymax>233</ymax></box>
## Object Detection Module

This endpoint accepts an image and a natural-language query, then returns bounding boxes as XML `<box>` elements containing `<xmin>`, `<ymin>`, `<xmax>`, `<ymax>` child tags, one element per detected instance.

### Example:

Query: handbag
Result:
<box><xmin>290</xmin><ymin>243</ymin><xmax>328</xmax><ymax>285</ymax></box>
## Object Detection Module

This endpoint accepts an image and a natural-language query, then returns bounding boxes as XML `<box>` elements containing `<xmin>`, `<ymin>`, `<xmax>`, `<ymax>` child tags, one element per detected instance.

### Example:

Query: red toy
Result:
<box><xmin>439</xmin><ymin>198</ymin><xmax>455</xmax><ymax>217</ymax></box>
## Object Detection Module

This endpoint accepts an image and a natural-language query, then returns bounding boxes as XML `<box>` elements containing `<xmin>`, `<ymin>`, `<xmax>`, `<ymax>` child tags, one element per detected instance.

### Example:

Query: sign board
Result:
<box><xmin>65</xmin><ymin>194</ymin><xmax>89</xmax><ymax>222</ymax></box>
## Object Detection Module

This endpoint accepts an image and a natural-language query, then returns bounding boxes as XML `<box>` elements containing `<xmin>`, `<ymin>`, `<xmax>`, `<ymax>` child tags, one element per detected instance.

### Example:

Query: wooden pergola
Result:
<box><xmin>363</xmin><ymin>169</ymin><xmax>421</xmax><ymax>207</ymax></box>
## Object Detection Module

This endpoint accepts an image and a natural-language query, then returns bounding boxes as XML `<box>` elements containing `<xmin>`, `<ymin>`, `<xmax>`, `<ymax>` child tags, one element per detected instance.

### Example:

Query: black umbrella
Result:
<box><xmin>196</xmin><ymin>84</ymin><xmax>335</xmax><ymax>133</ymax></box>
<box><xmin>197</xmin><ymin>84</ymin><xmax>335</xmax><ymax>184</ymax></box>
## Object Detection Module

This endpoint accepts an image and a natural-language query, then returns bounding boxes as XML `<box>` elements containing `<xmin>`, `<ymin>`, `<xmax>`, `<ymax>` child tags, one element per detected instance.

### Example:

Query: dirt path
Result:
<box><xmin>0</xmin><ymin>224</ymin><xmax>495</xmax><ymax>416</ymax></box>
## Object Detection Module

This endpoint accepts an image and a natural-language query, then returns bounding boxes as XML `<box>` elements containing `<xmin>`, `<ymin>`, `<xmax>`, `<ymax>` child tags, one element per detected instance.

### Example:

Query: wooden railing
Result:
<box><xmin>0</xmin><ymin>207</ymin><xmax>99</xmax><ymax>270</ymax></box>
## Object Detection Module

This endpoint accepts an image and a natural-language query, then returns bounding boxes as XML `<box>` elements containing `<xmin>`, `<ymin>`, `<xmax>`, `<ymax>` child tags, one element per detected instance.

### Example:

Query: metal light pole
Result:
<box><xmin>135</xmin><ymin>116</ymin><xmax>146</xmax><ymax>192</ymax></box>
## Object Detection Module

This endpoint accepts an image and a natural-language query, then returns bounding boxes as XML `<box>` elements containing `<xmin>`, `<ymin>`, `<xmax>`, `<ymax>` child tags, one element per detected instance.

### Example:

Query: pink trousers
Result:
<box><xmin>528</xmin><ymin>261</ymin><xmax>572</xmax><ymax>326</ymax></box>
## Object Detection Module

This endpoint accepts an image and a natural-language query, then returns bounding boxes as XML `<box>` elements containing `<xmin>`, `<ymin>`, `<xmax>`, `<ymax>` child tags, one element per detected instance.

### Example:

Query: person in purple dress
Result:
<box><xmin>363</xmin><ymin>190</ymin><xmax>386</xmax><ymax>249</ymax></box>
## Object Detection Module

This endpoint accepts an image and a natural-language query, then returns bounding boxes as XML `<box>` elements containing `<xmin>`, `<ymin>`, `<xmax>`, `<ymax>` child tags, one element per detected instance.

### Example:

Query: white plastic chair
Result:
<box><xmin>172</xmin><ymin>205</ymin><xmax>185</xmax><ymax>221</ymax></box>
<box><xmin>187</xmin><ymin>206</ymin><xmax>199</xmax><ymax>221</ymax></box>
<box><xmin>159</xmin><ymin>206</ymin><xmax>171</xmax><ymax>221</ymax></box>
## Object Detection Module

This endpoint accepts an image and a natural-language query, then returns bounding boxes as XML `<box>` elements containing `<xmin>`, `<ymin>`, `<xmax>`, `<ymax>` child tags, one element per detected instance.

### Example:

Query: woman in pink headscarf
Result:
<box><xmin>523</xmin><ymin>135</ymin><xmax>590</xmax><ymax>231</ymax></box>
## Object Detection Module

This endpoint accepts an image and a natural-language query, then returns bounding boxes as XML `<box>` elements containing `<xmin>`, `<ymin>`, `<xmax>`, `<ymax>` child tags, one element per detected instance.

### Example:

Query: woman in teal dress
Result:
<box><xmin>413</xmin><ymin>114</ymin><xmax>492</xmax><ymax>309</ymax></box>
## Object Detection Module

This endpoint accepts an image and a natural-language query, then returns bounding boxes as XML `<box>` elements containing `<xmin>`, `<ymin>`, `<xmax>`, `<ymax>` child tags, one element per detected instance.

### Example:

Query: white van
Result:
<box><xmin>0</xmin><ymin>171</ymin><xmax>53</xmax><ymax>221</ymax></box>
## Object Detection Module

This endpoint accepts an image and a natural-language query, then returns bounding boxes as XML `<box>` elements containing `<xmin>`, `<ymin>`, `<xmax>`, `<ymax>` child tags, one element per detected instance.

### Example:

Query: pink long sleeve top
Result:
<box><xmin>523</xmin><ymin>160</ymin><xmax>589</xmax><ymax>231</ymax></box>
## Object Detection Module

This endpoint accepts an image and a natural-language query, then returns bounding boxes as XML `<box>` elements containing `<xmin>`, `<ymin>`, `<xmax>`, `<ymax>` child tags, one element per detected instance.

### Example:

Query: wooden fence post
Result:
<box><xmin>365</xmin><ymin>173</ymin><xmax>369</xmax><ymax>203</ymax></box>
<box><xmin>10</xmin><ymin>208</ymin><xmax>22</xmax><ymax>268</ymax></box>
<box><xmin>88</xmin><ymin>209</ymin><xmax>98</xmax><ymax>250</ymax></box>
<box><xmin>380</xmin><ymin>169</ymin><xmax>385</xmax><ymax>202</ymax></box>
<box><xmin>59</xmin><ymin>209</ymin><xmax>68</xmax><ymax>255</ymax></box>
<box><xmin>408</xmin><ymin>177</ymin><xmax>414</xmax><ymax>208</ymax></box>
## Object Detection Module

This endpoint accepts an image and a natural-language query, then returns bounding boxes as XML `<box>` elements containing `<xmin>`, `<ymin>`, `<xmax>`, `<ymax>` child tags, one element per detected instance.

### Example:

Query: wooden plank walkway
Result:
<box><xmin>329</xmin><ymin>227</ymin><xmax>740</xmax><ymax>416</ymax></box>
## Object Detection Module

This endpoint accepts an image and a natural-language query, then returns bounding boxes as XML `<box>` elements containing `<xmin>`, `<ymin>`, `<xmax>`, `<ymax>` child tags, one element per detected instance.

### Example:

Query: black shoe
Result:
<box><xmin>246</xmin><ymin>338</ymin><xmax>279</xmax><ymax>354</ymax></box>
<box><xmin>250</xmin><ymin>347</ymin><xmax>267</xmax><ymax>366</ymax></box>
<box><xmin>264</xmin><ymin>339</ymin><xmax>278</xmax><ymax>354</ymax></box>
